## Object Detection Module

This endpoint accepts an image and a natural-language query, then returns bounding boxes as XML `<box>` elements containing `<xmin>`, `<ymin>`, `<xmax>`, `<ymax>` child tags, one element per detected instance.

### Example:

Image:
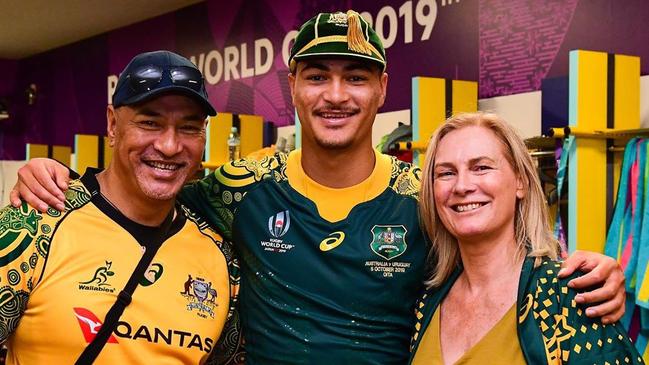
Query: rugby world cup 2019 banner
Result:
<box><xmin>0</xmin><ymin>0</ymin><xmax>477</xmax><ymax>160</ymax></box>
<box><xmin>2</xmin><ymin>0</ymin><xmax>649</xmax><ymax>160</ymax></box>
<box><xmin>106</xmin><ymin>0</ymin><xmax>477</xmax><ymax>126</ymax></box>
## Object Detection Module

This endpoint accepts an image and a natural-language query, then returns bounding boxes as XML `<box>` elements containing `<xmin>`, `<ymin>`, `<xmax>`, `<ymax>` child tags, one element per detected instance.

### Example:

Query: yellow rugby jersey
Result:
<box><xmin>0</xmin><ymin>170</ymin><xmax>241</xmax><ymax>364</ymax></box>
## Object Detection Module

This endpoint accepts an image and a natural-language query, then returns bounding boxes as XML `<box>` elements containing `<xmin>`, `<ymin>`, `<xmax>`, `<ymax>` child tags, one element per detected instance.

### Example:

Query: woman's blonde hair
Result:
<box><xmin>419</xmin><ymin>112</ymin><xmax>559</xmax><ymax>287</ymax></box>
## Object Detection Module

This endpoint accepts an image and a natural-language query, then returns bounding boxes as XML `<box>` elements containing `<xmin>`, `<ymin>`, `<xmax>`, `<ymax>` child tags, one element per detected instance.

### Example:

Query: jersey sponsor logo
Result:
<box><xmin>73</xmin><ymin>307</ymin><xmax>119</xmax><ymax>344</ymax></box>
<box><xmin>140</xmin><ymin>263</ymin><xmax>164</xmax><ymax>286</ymax></box>
<box><xmin>180</xmin><ymin>275</ymin><xmax>217</xmax><ymax>318</ymax></box>
<box><xmin>79</xmin><ymin>260</ymin><xmax>116</xmax><ymax>293</ymax></box>
<box><xmin>268</xmin><ymin>210</ymin><xmax>290</xmax><ymax>238</ymax></box>
<box><xmin>73</xmin><ymin>307</ymin><xmax>214</xmax><ymax>353</ymax></box>
<box><xmin>370</xmin><ymin>225</ymin><xmax>407</xmax><ymax>260</ymax></box>
<box><xmin>114</xmin><ymin>321</ymin><xmax>214</xmax><ymax>353</ymax></box>
<box><xmin>319</xmin><ymin>231</ymin><xmax>345</xmax><ymax>252</ymax></box>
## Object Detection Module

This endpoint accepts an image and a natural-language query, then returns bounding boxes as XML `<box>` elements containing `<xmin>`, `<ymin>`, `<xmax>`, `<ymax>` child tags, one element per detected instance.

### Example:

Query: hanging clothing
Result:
<box><xmin>553</xmin><ymin>136</ymin><xmax>574</xmax><ymax>255</ymax></box>
<box><xmin>605</xmin><ymin>137</ymin><xmax>649</xmax><ymax>359</ymax></box>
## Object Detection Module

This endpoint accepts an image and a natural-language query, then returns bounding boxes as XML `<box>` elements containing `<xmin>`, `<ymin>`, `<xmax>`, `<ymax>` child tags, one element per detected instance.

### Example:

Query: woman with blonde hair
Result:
<box><xmin>409</xmin><ymin>112</ymin><xmax>642</xmax><ymax>364</ymax></box>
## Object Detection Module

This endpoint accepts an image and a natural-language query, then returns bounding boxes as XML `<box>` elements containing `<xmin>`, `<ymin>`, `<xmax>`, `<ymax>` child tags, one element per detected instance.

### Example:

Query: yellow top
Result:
<box><xmin>411</xmin><ymin>303</ymin><xmax>526</xmax><ymax>365</ymax></box>
<box><xmin>286</xmin><ymin>149</ymin><xmax>392</xmax><ymax>222</ymax></box>
<box><xmin>2</xmin><ymin>175</ymin><xmax>233</xmax><ymax>364</ymax></box>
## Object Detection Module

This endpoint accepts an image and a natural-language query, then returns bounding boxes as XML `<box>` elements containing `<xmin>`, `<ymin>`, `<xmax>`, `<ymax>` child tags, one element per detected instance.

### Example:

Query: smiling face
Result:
<box><xmin>107</xmin><ymin>94</ymin><xmax>207</xmax><ymax>203</ymax></box>
<box><xmin>288</xmin><ymin>58</ymin><xmax>387</xmax><ymax>152</ymax></box>
<box><xmin>432</xmin><ymin>126</ymin><xmax>524</xmax><ymax>243</ymax></box>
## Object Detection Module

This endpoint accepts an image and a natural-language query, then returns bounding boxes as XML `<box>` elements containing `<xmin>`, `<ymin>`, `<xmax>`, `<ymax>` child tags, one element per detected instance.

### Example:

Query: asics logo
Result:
<box><xmin>319</xmin><ymin>231</ymin><xmax>345</xmax><ymax>252</ymax></box>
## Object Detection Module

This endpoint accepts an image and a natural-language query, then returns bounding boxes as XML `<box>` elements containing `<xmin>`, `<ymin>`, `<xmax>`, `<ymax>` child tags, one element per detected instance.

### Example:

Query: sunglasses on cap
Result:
<box><xmin>123</xmin><ymin>65</ymin><xmax>205</xmax><ymax>94</ymax></box>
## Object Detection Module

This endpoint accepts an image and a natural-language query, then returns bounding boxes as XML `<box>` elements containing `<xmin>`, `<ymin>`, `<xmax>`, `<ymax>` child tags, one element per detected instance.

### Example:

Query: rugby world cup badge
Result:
<box><xmin>268</xmin><ymin>210</ymin><xmax>290</xmax><ymax>238</ymax></box>
<box><xmin>260</xmin><ymin>210</ymin><xmax>295</xmax><ymax>253</ymax></box>
<box><xmin>370</xmin><ymin>225</ymin><xmax>407</xmax><ymax>260</ymax></box>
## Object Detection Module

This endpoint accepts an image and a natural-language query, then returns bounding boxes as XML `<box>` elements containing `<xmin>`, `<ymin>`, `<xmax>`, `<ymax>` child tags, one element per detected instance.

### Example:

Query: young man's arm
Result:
<box><xmin>10</xmin><ymin>157</ymin><xmax>629</xmax><ymax>322</ymax></box>
<box><xmin>10</xmin><ymin>158</ymin><xmax>70</xmax><ymax>212</ymax></box>
<box><xmin>558</xmin><ymin>250</ymin><xmax>626</xmax><ymax>324</ymax></box>
<box><xmin>0</xmin><ymin>203</ymin><xmax>50</xmax><ymax>344</ymax></box>
<box><xmin>179</xmin><ymin>176</ymin><xmax>236</xmax><ymax>241</ymax></box>
<box><xmin>9</xmin><ymin>158</ymin><xmax>236</xmax><ymax>239</ymax></box>
<box><xmin>205</xmin><ymin>304</ymin><xmax>245</xmax><ymax>365</ymax></box>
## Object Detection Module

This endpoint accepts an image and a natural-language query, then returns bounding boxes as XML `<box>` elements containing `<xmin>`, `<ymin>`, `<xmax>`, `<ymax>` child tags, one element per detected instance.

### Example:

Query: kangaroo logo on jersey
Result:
<box><xmin>73</xmin><ymin>307</ymin><xmax>119</xmax><ymax>344</ymax></box>
<box><xmin>320</xmin><ymin>231</ymin><xmax>345</xmax><ymax>252</ymax></box>
<box><xmin>180</xmin><ymin>275</ymin><xmax>217</xmax><ymax>318</ymax></box>
<box><xmin>370</xmin><ymin>225</ymin><xmax>407</xmax><ymax>260</ymax></box>
<box><xmin>140</xmin><ymin>263</ymin><xmax>164</xmax><ymax>286</ymax></box>
<box><xmin>268</xmin><ymin>210</ymin><xmax>290</xmax><ymax>238</ymax></box>
<box><xmin>78</xmin><ymin>261</ymin><xmax>116</xmax><ymax>293</ymax></box>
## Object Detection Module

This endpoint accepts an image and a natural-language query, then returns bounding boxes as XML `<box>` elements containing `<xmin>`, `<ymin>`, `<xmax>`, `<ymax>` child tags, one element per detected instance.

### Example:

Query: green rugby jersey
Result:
<box><xmin>181</xmin><ymin>150</ymin><xmax>426</xmax><ymax>364</ymax></box>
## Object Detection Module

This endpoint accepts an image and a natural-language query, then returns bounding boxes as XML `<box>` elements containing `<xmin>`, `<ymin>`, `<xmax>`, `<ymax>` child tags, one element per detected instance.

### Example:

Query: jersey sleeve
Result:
<box><xmin>205</xmin><ymin>308</ymin><xmax>245</xmax><ymax>365</ymax></box>
<box><xmin>180</xmin><ymin>156</ymin><xmax>284</xmax><ymax>241</ymax></box>
<box><xmin>180</xmin><ymin>171</ymin><xmax>236</xmax><ymax>241</ymax></box>
<box><xmin>562</xmin><ymin>289</ymin><xmax>644</xmax><ymax>363</ymax></box>
<box><xmin>0</xmin><ymin>203</ymin><xmax>54</xmax><ymax>344</ymax></box>
<box><xmin>388</xmin><ymin>157</ymin><xmax>422</xmax><ymax>200</ymax></box>
<box><xmin>551</xmin><ymin>267</ymin><xmax>645</xmax><ymax>364</ymax></box>
<box><xmin>181</xmin><ymin>205</ymin><xmax>244</xmax><ymax>365</ymax></box>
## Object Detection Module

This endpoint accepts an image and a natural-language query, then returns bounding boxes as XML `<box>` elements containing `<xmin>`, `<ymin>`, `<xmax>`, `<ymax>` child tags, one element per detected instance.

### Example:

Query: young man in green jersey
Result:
<box><xmin>11</xmin><ymin>11</ymin><xmax>626</xmax><ymax>365</ymax></box>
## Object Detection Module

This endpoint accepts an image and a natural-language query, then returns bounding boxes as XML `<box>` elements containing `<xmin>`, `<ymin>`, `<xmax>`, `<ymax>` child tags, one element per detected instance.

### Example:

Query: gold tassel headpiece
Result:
<box><xmin>346</xmin><ymin>10</ymin><xmax>373</xmax><ymax>56</ymax></box>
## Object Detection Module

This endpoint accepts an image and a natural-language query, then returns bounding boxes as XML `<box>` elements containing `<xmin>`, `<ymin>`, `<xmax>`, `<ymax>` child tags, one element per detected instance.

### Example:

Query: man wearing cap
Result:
<box><xmin>12</xmin><ymin>11</ymin><xmax>626</xmax><ymax>365</ymax></box>
<box><xmin>0</xmin><ymin>51</ymin><xmax>240</xmax><ymax>364</ymax></box>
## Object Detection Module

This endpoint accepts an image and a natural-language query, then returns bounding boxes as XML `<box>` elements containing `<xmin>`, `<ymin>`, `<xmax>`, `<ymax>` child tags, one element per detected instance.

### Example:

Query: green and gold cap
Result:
<box><xmin>289</xmin><ymin>10</ymin><xmax>386</xmax><ymax>72</ymax></box>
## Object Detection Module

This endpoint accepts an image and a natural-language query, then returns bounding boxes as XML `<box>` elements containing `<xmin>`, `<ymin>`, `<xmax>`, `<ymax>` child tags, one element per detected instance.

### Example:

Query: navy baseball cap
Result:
<box><xmin>112</xmin><ymin>50</ymin><xmax>216</xmax><ymax>116</ymax></box>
